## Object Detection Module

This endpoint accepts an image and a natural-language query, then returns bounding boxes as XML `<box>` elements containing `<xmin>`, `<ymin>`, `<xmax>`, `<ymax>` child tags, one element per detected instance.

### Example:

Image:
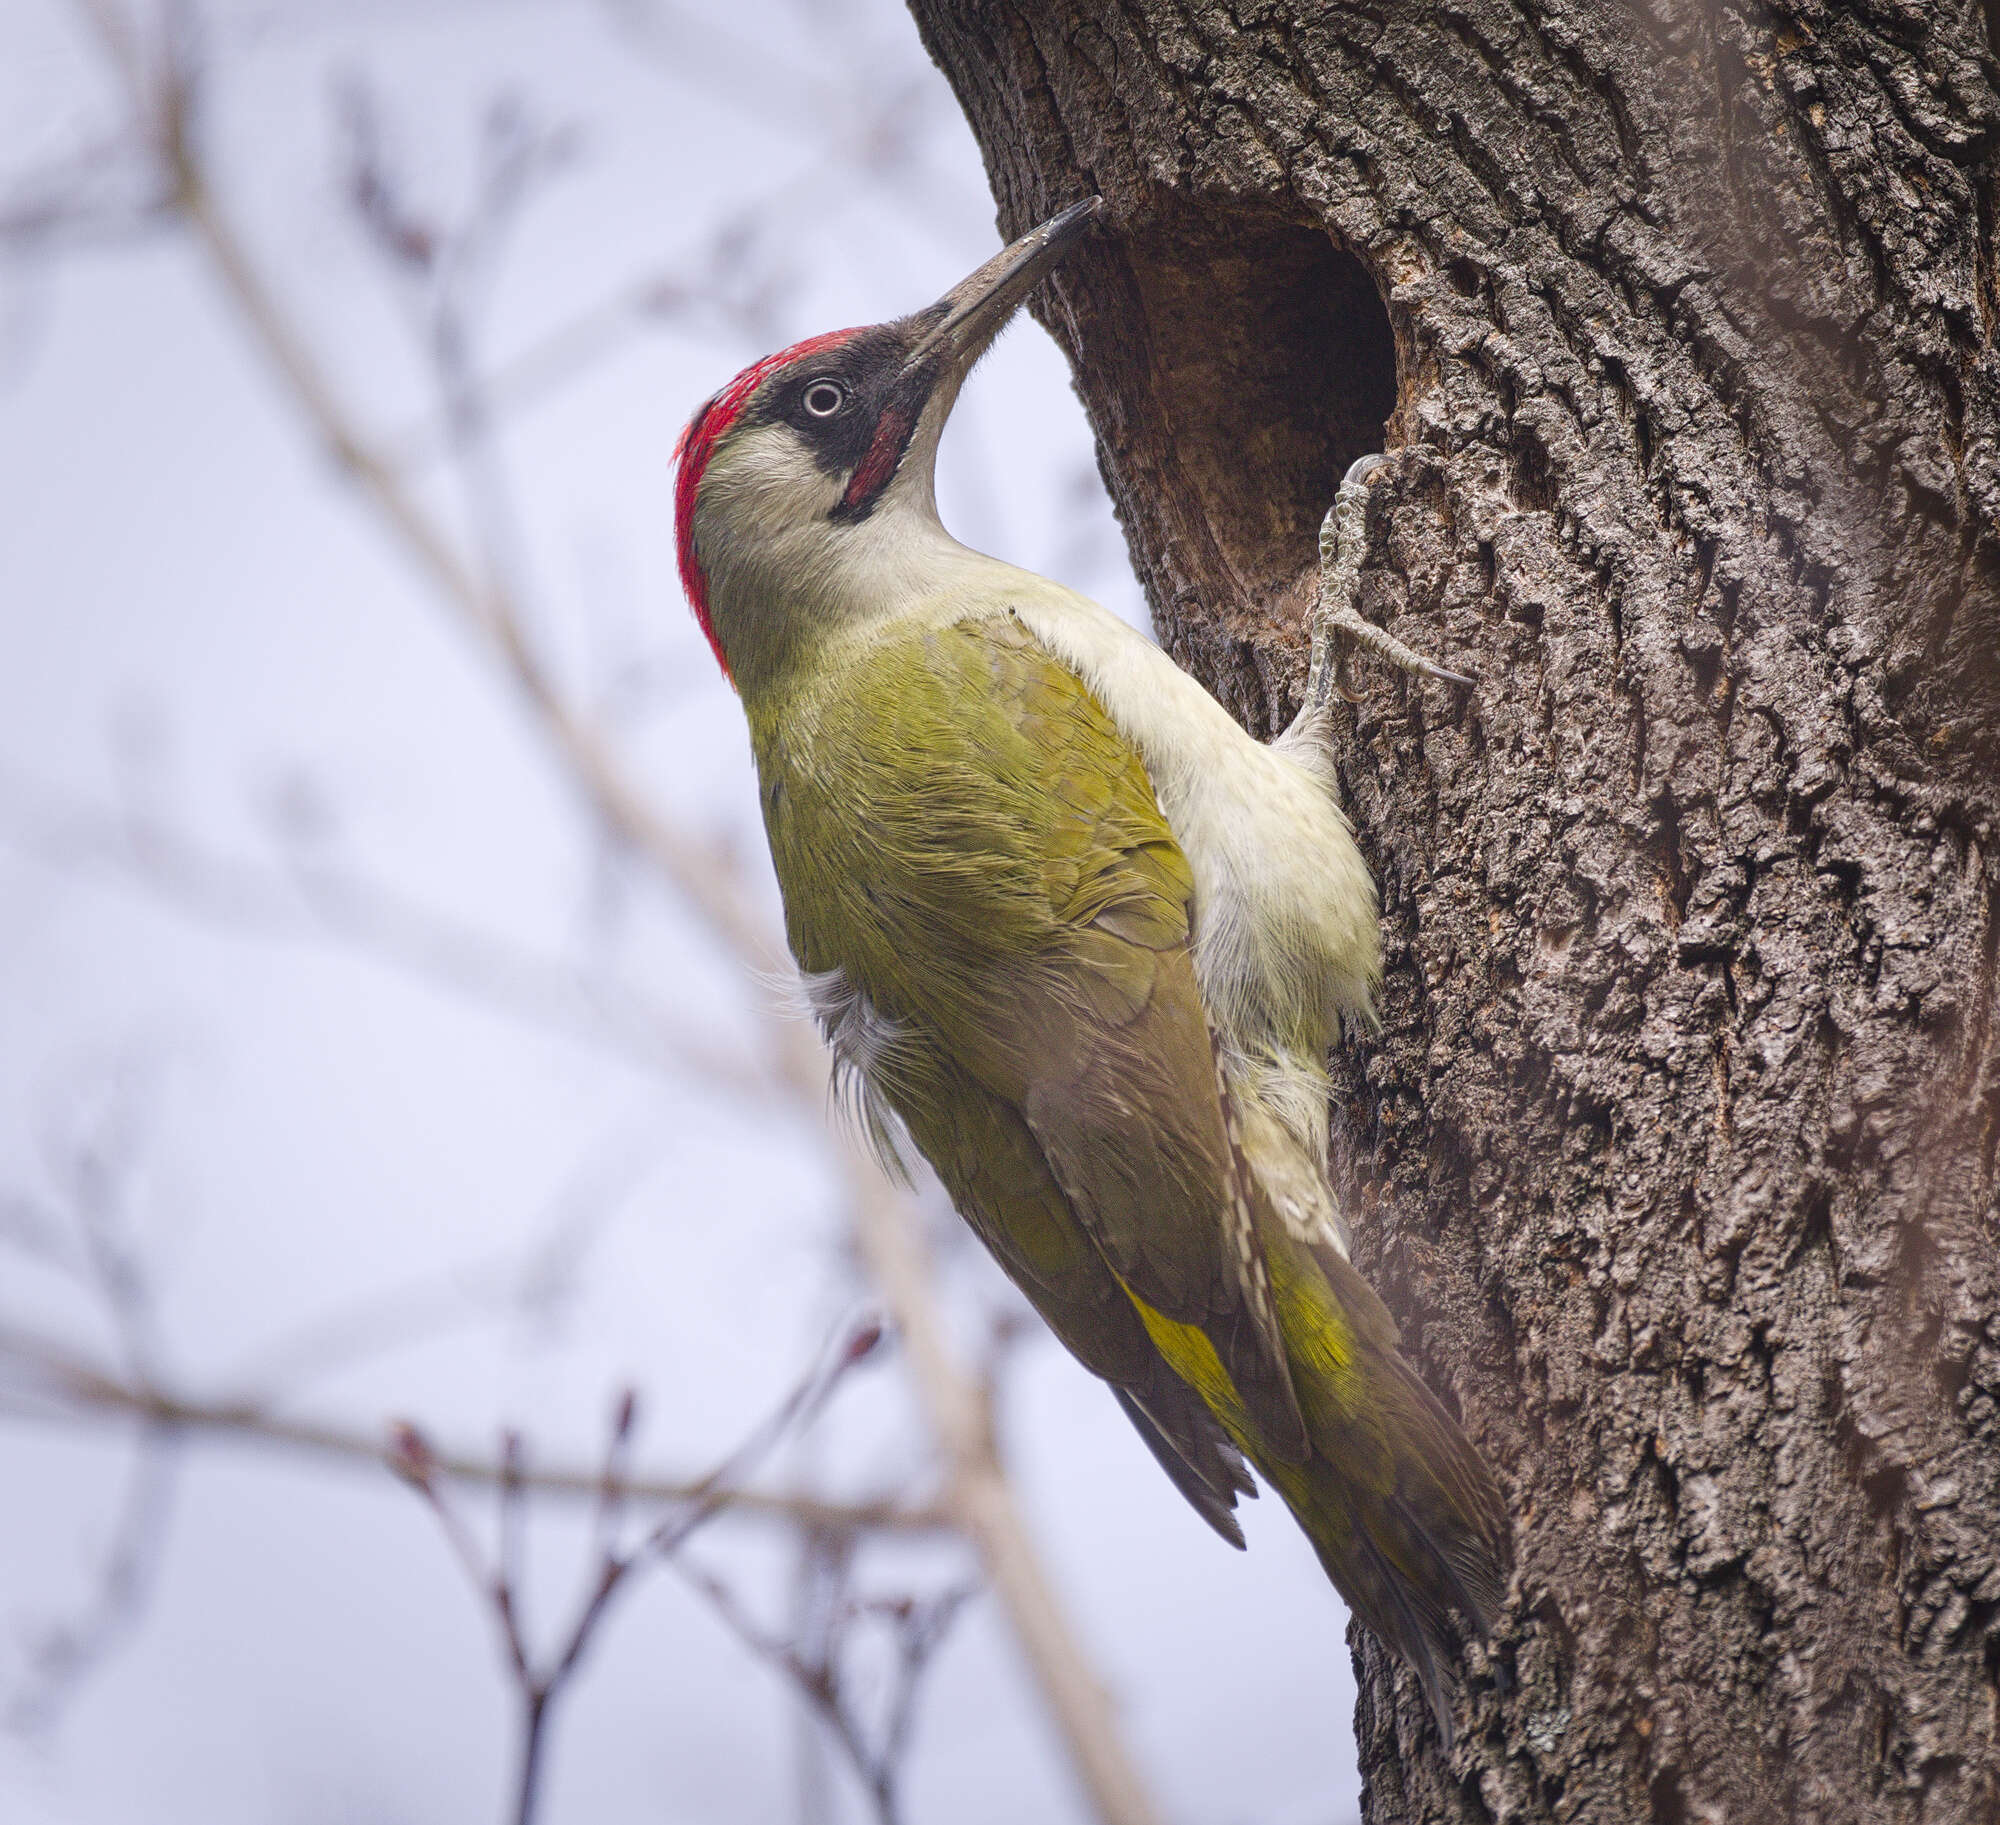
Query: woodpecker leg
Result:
<box><xmin>1305</xmin><ymin>453</ymin><xmax>1474</xmax><ymax>713</ymax></box>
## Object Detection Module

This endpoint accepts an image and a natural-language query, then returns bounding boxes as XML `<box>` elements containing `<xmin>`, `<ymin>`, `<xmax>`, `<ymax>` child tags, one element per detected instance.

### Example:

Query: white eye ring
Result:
<box><xmin>802</xmin><ymin>380</ymin><xmax>846</xmax><ymax>417</ymax></box>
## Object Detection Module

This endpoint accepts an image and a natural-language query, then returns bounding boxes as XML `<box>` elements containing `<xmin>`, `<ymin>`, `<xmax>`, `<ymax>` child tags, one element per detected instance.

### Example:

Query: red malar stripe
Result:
<box><xmin>841</xmin><ymin>405</ymin><xmax>915</xmax><ymax>515</ymax></box>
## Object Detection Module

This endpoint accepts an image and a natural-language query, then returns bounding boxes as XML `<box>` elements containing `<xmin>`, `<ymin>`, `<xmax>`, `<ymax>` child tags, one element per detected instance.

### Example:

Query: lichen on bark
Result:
<box><xmin>905</xmin><ymin>1</ymin><xmax>2000</xmax><ymax>1818</ymax></box>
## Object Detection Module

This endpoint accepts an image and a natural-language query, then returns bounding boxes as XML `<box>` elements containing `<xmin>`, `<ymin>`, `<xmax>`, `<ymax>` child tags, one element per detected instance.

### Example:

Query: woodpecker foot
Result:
<box><xmin>1305</xmin><ymin>452</ymin><xmax>1474</xmax><ymax>710</ymax></box>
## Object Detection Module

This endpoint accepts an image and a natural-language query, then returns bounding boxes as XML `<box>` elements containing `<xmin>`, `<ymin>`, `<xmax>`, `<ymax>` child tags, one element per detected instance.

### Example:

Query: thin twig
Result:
<box><xmin>376</xmin><ymin>217</ymin><xmax>805</xmax><ymax>470</ymax></box>
<box><xmin>0</xmin><ymin>1328</ymin><xmax>946</xmax><ymax>1536</ymax></box>
<box><xmin>0</xmin><ymin>126</ymin><xmax>176</xmax><ymax>255</ymax></box>
<box><xmin>648</xmin><ymin>1316</ymin><xmax>884</xmax><ymax>1559</ymax></box>
<box><xmin>2</xmin><ymin>1422</ymin><xmax>181</xmax><ymax>1734</ymax></box>
<box><xmin>675</xmin><ymin>1526</ymin><xmax>977</xmax><ymax>1825</ymax></box>
<box><xmin>390</xmin><ymin>1327</ymin><xmax>882</xmax><ymax>1825</ymax></box>
<box><xmin>841</xmin><ymin>1177</ymin><xmax>1158</xmax><ymax>1824</ymax></box>
<box><xmin>0</xmin><ymin>765</ymin><xmax>768</xmax><ymax>1096</ymax></box>
<box><xmin>2</xmin><ymin>1076</ymin><xmax>183</xmax><ymax>1735</ymax></box>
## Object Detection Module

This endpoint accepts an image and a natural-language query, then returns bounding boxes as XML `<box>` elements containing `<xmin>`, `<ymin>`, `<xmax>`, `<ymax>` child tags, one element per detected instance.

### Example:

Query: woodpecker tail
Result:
<box><xmin>1260</xmin><ymin>1227</ymin><xmax>1509</xmax><ymax>1744</ymax></box>
<box><xmin>1130</xmin><ymin>1207</ymin><xmax>1510</xmax><ymax>1744</ymax></box>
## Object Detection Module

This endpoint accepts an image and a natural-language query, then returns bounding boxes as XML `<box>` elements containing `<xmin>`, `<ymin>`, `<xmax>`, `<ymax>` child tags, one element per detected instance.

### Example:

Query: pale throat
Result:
<box><xmin>704</xmin><ymin>488</ymin><xmax>980</xmax><ymax>697</ymax></box>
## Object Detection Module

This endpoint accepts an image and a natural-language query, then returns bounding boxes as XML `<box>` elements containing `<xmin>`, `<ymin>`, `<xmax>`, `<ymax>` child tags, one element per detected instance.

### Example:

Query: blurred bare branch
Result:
<box><xmin>2</xmin><ymin>1422</ymin><xmax>180</xmax><ymax>1736</ymax></box>
<box><xmin>32</xmin><ymin>1050</ymin><xmax>171</xmax><ymax>1383</ymax></box>
<box><xmin>0</xmin><ymin>1193</ymin><xmax>70</xmax><ymax>1266</ymax></box>
<box><xmin>391</xmin><ymin>1324</ymin><xmax>885</xmax><ymax>1825</ymax></box>
<box><xmin>604</xmin><ymin>0</ymin><xmax>979</xmax><ymax>242</ymax></box>
<box><xmin>0</xmin><ymin>1063</ymin><xmax>182</xmax><ymax>1737</ymax></box>
<box><xmin>213</xmin><ymin>0</ymin><xmax>555</xmax><ymax>48</ymax></box>
<box><xmin>0</xmin><ymin>1326</ymin><xmax>946</xmax><ymax>1538</ymax></box>
<box><xmin>0</xmin><ymin>763</ymin><xmax>769</xmax><ymax>1095</ymax></box>
<box><xmin>218</xmin><ymin>1115</ymin><xmax>673</xmax><ymax>1396</ymax></box>
<box><xmin>840</xmin><ymin>1175</ymin><xmax>1159</xmax><ymax>1825</ymax></box>
<box><xmin>681</xmin><ymin>1523</ymin><xmax>976</xmax><ymax>1825</ymax></box>
<box><xmin>0</xmin><ymin>128</ymin><xmax>175</xmax><ymax>256</ymax></box>
<box><xmin>599</xmin><ymin>0</ymin><xmax>838</xmax><ymax>136</ymax></box>
<box><xmin>380</xmin><ymin>204</ymin><xmax>809</xmax><ymax>471</ymax></box>
<box><xmin>335</xmin><ymin>74</ymin><xmax>581</xmax><ymax>603</ymax></box>
<box><xmin>358</xmin><ymin>0</ymin><xmax>989</xmax><ymax>474</ymax></box>
<box><xmin>646</xmin><ymin>1317</ymin><xmax>888</xmax><ymax>1559</ymax></box>
<box><xmin>0</xmin><ymin>1077</ymin><xmax>930</xmax><ymax>1744</ymax></box>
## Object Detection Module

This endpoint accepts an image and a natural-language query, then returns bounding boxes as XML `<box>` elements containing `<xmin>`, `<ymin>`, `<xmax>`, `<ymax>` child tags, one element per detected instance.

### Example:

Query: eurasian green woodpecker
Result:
<box><xmin>674</xmin><ymin>198</ymin><xmax>1508</xmax><ymax>1735</ymax></box>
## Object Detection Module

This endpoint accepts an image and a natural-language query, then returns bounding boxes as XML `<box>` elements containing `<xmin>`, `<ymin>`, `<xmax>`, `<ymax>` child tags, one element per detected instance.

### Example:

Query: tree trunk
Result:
<box><xmin>904</xmin><ymin>2</ymin><xmax>2000</xmax><ymax>1819</ymax></box>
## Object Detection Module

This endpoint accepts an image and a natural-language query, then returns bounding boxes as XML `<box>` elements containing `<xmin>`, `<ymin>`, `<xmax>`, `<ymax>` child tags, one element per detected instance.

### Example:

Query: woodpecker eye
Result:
<box><xmin>802</xmin><ymin>380</ymin><xmax>847</xmax><ymax>418</ymax></box>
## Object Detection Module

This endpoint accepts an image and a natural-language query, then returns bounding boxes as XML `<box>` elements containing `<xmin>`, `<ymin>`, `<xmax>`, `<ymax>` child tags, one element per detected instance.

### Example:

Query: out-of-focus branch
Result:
<box><xmin>379</xmin><ymin>203</ymin><xmax>808</xmax><ymax>471</ymax></box>
<box><xmin>0</xmin><ymin>126</ymin><xmax>175</xmax><ymax>255</ymax></box>
<box><xmin>0</xmin><ymin>765</ymin><xmax>767</xmax><ymax>1096</ymax></box>
<box><xmin>77</xmin><ymin>1</ymin><xmax>761</xmax><ymax>950</ymax></box>
<box><xmin>1</xmin><ymin>1075</ymin><xmax>184</xmax><ymax>1734</ymax></box>
<box><xmin>676</xmin><ymin>1524</ymin><xmax>977</xmax><ymax>1825</ymax></box>
<box><xmin>63</xmin><ymin>15</ymin><xmax>1160</xmax><ymax>1819</ymax></box>
<box><xmin>393</xmin><ymin>1329</ymin><xmax>883</xmax><ymax>1825</ymax></box>
<box><xmin>225</xmin><ymin>1116</ymin><xmax>671</xmax><ymax>1398</ymax></box>
<box><xmin>3</xmin><ymin>1420</ymin><xmax>179</xmax><ymax>1734</ymax></box>
<box><xmin>0</xmin><ymin>1325</ymin><xmax>948</xmax><ymax>1537</ymax></box>
<box><xmin>605</xmin><ymin>0</ymin><xmax>979</xmax><ymax>247</ymax></box>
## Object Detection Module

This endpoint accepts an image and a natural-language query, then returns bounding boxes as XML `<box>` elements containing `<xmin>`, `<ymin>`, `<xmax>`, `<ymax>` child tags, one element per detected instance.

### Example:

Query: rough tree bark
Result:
<box><xmin>904</xmin><ymin>2</ymin><xmax>2000</xmax><ymax>1820</ymax></box>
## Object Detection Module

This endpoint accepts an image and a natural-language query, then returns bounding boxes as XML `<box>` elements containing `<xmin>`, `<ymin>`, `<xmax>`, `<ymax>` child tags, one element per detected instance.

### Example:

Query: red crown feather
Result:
<box><xmin>673</xmin><ymin>329</ymin><xmax>858</xmax><ymax>684</ymax></box>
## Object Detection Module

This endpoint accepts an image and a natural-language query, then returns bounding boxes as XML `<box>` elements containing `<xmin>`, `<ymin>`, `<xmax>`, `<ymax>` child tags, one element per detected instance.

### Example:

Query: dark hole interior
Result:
<box><xmin>1119</xmin><ymin>198</ymin><xmax>1399</xmax><ymax>609</ymax></box>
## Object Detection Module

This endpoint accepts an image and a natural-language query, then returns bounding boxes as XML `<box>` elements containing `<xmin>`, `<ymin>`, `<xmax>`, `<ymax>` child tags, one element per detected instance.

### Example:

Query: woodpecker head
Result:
<box><xmin>675</xmin><ymin>197</ymin><xmax>1104</xmax><ymax>692</ymax></box>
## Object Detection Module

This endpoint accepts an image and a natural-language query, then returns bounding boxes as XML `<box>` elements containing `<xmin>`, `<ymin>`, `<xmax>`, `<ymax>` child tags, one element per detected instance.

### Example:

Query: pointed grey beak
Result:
<box><xmin>903</xmin><ymin>197</ymin><xmax>1105</xmax><ymax>379</ymax></box>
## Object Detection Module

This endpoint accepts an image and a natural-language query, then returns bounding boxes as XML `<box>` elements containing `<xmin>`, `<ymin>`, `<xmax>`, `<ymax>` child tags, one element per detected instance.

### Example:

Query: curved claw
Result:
<box><xmin>1305</xmin><ymin>450</ymin><xmax>1475</xmax><ymax>713</ymax></box>
<box><xmin>1340</xmin><ymin>451</ymin><xmax>1392</xmax><ymax>491</ymax></box>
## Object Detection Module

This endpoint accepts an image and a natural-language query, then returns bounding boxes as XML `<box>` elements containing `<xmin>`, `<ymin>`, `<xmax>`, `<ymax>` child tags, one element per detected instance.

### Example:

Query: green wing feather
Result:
<box><xmin>752</xmin><ymin>612</ymin><xmax>1507</xmax><ymax>1725</ymax></box>
<box><xmin>880</xmin><ymin>1013</ymin><xmax>1258</xmax><ymax>1546</ymax></box>
<box><xmin>759</xmin><ymin>611</ymin><xmax>1307</xmax><ymax>1462</ymax></box>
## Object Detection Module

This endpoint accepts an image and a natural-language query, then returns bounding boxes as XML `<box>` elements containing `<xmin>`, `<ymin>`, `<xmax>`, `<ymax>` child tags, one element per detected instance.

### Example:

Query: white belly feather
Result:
<box><xmin>1002</xmin><ymin>581</ymin><xmax>1379</xmax><ymax>1039</ymax></box>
